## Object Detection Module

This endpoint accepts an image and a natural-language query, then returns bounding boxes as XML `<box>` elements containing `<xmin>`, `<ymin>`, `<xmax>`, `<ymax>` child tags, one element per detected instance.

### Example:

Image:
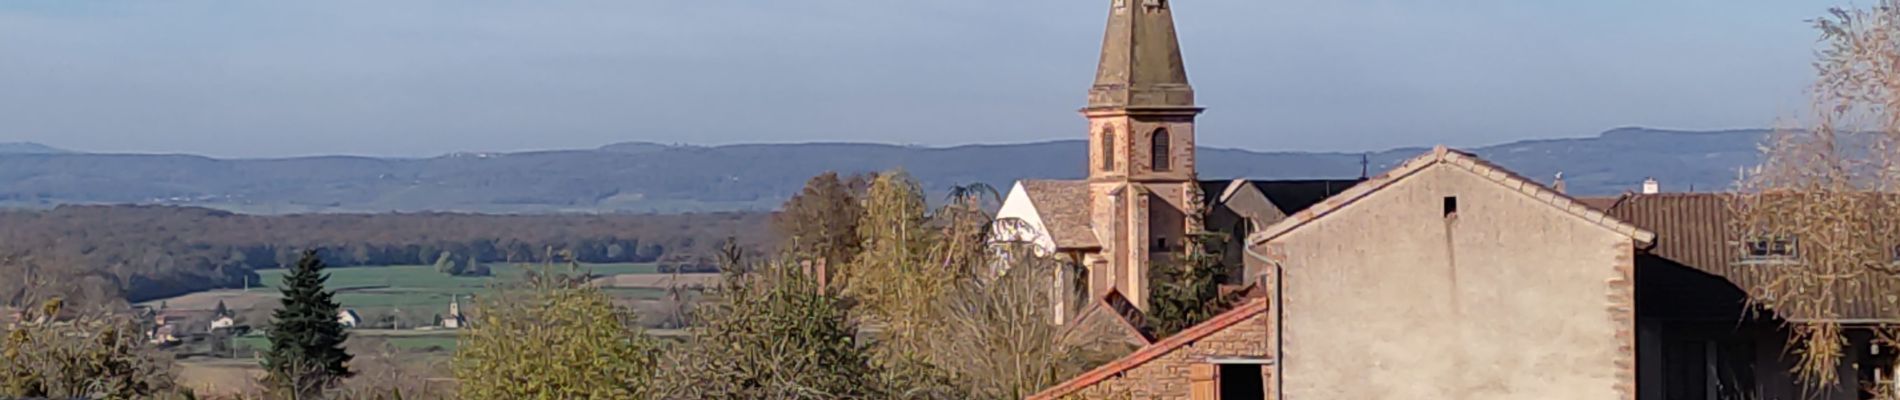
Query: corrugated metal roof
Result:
<box><xmin>1592</xmin><ymin>193</ymin><xmax>1900</xmax><ymax>321</ymax></box>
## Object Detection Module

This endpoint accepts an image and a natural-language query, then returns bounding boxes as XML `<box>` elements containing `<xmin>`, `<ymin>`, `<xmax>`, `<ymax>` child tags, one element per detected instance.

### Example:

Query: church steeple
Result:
<box><xmin>1085</xmin><ymin>0</ymin><xmax>1201</xmax><ymax>184</ymax></box>
<box><xmin>1079</xmin><ymin>0</ymin><xmax>1203</xmax><ymax>311</ymax></box>
<box><xmin>1089</xmin><ymin>0</ymin><xmax>1195</xmax><ymax>109</ymax></box>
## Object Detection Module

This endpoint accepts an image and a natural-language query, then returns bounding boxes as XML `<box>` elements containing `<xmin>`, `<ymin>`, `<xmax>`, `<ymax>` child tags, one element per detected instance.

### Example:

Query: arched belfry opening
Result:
<box><xmin>1151</xmin><ymin>129</ymin><xmax>1171</xmax><ymax>172</ymax></box>
<box><xmin>1100</xmin><ymin>129</ymin><xmax>1117</xmax><ymax>171</ymax></box>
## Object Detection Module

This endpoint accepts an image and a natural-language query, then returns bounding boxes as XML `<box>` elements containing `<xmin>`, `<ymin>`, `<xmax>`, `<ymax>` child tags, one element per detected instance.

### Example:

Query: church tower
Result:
<box><xmin>1084</xmin><ymin>0</ymin><xmax>1203</xmax><ymax>310</ymax></box>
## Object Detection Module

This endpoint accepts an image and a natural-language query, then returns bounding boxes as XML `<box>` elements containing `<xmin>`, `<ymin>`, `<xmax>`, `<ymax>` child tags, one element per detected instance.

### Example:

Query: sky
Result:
<box><xmin>0</xmin><ymin>0</ymin><xmax>1838</xmax><ymax>158</ymax></box>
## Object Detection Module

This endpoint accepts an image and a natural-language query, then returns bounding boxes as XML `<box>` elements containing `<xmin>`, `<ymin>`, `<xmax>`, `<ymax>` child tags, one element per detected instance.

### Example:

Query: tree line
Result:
<box><xmin>1</xmin><ymin>168</ymin><xmax>1247</xmax><ymax>399</ymax></box>
<box><xmin>0</xmin><ymin>205</ymin><xmax>771</xmax><ymax>308</ymax></box>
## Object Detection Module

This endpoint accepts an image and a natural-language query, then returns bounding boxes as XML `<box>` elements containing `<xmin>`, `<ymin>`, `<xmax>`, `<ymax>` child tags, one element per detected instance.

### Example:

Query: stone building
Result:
<box><xmin>1034</xmin><ymin>147</ymin><xmax>1658</xmax><ymax>399</ymax></box>
<box><xmin>1011</xmin><ymin>1</ymin><xmax>1895</xmax><ymax>399</ymax></box>
<box><xmin>1592</xmin><ymin>193</ymin><xmax>1898</xmax><ymax>399</ymax></box>
<box><xmin>1031</xmin><ymin>299</ymin><xmax>1272</xmax><ymax>400</ymax></box>
<box><xmin>1245</xmin><ymin>147</ymin><xmax>1655</xmax><ymax>399</ymax></box>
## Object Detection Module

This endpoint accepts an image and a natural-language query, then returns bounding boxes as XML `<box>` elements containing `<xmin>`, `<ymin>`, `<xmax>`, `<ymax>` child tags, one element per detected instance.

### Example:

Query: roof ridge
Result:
<box><xmin>1057</xmin><ymin>289</ymin><xmax>1156</xmax><ymax>348</ymax></box>
<box><xmin>1246</xmin><ymin>147</ymin><xmax>1655</xmax><ymax>246</ymax></box>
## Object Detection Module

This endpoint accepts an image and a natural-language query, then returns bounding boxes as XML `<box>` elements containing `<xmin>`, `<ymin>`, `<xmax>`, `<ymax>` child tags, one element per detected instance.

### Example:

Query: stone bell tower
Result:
<box><xmin>1084</xmin><ymin>0</ymin><xmax>1203</xmax><ymax>309</ymax></box>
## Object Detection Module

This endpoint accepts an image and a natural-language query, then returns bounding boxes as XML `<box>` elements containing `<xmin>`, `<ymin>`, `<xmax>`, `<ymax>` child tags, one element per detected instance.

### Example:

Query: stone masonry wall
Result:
<box><xmin>1063</xmin><ymin>312</ymin><xmax>1272</xmax><ymax>400</ymax></box>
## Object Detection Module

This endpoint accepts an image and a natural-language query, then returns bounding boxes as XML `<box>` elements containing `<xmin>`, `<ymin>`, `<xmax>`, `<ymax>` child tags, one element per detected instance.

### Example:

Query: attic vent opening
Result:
<box><xmin>1744</xmin><ymin>235</ymin><xmax>1797</xmax><ymax>259</ymax></box>
<box><xmin>1442</xmin><ymin>196</ymin><xmax>1458</xmax><ymax>218</ymax></box>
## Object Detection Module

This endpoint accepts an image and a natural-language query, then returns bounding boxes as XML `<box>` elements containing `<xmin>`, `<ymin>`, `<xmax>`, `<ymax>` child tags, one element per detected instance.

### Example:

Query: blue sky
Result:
<box><xmin>0</xmin><ymin>0</ymin><xmax>1837</xmax><ymax>158</ymax></box>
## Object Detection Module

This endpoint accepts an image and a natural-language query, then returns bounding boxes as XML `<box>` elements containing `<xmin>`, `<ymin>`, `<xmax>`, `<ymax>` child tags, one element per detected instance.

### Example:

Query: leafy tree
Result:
<box><xmin>0</xmin><ymin>299</ymin><xmax>180</xmax><ymax>399</ymax></box>
<box><xmin>774</xmin><ymin>171</ymin><xmax>868</xmax><ymax>271</ymax></box>
<box><xmin>263</xmin><ymin>250</ymin><xmax>353</xmax><ymax>399</ymax></box>
<box><xmin>461</xmin><ymin>256</ymin><xmax>491</xmax><ymax>277</ymax></box>
<box><xmin>1147</xmin><ymin>231</ymin><xmax>1239</xmax><ymax>338</ymax></box>
<box><xmin>453</xmin><ymin>261</ymin><xmax>661</xmax><ymax>399</ymax></box>
<box><xmin>785</xmin><ymin>172</ymin><xmax>1109</xmax><ymax>399</ymax></box>
<box><xmin>674</xmin><ymin>245</ymin><xmax>889</xmax><ymax>399</ymax></box>
<box><xmin>920</xmin><ymin>245</ymin><xmax>1129</xmax><ymax>399</ymax></box>
<box><xmin>847</xmin><ymin>171</ymin><xmax>937</xmax><ymax>342</ymax></box>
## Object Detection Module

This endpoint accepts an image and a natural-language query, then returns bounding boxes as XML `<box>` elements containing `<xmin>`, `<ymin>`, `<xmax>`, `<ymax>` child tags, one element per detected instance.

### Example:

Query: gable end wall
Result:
<box><xmin>1266</xmin><ymin>164</ymin><xmax>1634</xmax><ymax>400</ymax></box>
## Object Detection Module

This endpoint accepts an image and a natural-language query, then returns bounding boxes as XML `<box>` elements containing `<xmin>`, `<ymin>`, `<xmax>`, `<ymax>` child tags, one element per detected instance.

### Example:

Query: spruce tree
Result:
<box><xmin>263</xmin><ymin>250</ymin><xmax>352</xmax><ymax>398</ymax></box>
<box><xmin>1147</xmin><ymin>231</ymin><xmax>1240</xmax><ymax>337</ymax></box>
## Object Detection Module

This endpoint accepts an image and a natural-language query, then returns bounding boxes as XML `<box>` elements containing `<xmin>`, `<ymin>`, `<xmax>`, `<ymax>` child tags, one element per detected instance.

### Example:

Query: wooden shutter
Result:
<box><xmin>1190</xmin><ymin>363</ymin><xmax>1220</xmax><ymax>400</ymax></box>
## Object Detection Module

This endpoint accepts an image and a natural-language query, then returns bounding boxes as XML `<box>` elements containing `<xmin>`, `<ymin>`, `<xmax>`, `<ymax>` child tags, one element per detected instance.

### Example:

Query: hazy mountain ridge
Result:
<box><xmin>0</xmin><ymin>142</ymin><xmax>72</xmax><ymax>154</ymax></box>
<box><xmin>0</xmin><ymin>127</ymin><xmax>1766</xmax><ymax>214</ymax></box>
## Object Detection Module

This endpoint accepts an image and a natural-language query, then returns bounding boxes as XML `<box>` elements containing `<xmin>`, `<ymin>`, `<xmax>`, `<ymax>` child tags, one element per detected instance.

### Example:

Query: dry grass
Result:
<box><xmin>588</xmin><ymin>273</ymin><xmax>721</xmax><ymax>289</ymax></box>
<box><xmin>174</xmin><ymin>359</ymin><xmax>266</xmax><ymax>397</ymax></box>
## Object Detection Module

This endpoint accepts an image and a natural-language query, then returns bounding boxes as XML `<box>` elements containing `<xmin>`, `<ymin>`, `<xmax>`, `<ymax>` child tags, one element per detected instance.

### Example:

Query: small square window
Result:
<box><xmin>1744</xmin><ymin>236</ymin><xmax>1797</xmax><ymax>259</ymax></box>
<box><xmin>1442</xmin><ymin>196</ymin><xmax>1458</xmax><ymax>217</ymax></box>
<box><xmin>1154</xmin><ymin>238</ymin><xmax>1171</xmax><ymax>252</ymax></box>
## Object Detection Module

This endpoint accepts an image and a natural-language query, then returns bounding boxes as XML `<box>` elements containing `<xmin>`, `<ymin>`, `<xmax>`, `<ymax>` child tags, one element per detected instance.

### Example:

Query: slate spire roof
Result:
<box><xmin>1089</xmin><ymin>0</ymin><xmax>1195</xmax><ymax>109</ymax></box>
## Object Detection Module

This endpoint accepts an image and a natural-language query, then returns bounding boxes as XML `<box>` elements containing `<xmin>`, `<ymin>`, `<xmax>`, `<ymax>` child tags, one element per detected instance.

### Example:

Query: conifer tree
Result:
<box><xmin>1147</xmin><ymin>231</ymin><xmax>1239</xmax><ymax>337</ymax></box>
<box><xmin>263</xmin><ymin>250</ymin><xmax>352</xmax><ymax>398</ymax></box>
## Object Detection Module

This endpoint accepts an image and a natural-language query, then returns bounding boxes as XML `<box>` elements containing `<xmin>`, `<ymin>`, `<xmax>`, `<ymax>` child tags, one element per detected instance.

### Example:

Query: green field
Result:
<box><xmin>253</xmin><ymin>262</ymin><xmax>664</xmax><ymax>316</ymax></box>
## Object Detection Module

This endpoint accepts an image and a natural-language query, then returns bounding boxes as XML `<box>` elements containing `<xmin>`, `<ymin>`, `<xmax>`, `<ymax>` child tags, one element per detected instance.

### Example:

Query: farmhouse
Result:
<box><xmin>1014</xmin><ymin>1</ymin><xmax>1885</xmax><ymax>399</ymax></box>
<box><xmin>209</xmin><ymin>315</ymin><xmax>236</xmax><ymax>330</ymax></box>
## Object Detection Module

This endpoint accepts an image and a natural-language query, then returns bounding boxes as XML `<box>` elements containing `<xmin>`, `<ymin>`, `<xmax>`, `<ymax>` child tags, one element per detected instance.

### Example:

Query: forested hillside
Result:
<box><xmin>0</xmin><ymin>205</ymin><xmax>770</xmax><ymax>307</ymax></box>
<box><xmin>0</xmin><ymin>128</ymin><xmax>1768</xmax><ymax>213</ymax></box>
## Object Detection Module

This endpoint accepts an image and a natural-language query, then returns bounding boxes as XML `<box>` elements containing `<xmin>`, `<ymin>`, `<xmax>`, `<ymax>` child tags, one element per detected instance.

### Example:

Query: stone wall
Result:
<box><xmin>1265</xmin><ymin>164</ymin><xmax>1633</xmax><ymax>399</ymax></box>
<box><xmin>1063</xmin><ymin>312</ymin><xmax>1272</xmax><ymax>400</ymax></box>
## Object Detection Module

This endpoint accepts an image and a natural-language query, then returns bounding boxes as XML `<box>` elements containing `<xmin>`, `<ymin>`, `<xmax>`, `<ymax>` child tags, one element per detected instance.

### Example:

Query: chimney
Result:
<box><xmin>1641</xmin><ymin>178</ymin><xmax>1660</xmax><ymax>194</ymax></box>
<box><xmin>815</xmin><ymin>257</ymin><xmax>829</xmax><ymax>294</ymax></box>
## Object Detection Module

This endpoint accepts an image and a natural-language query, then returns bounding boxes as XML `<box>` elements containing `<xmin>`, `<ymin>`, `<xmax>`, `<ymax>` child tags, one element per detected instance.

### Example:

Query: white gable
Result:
<box><xmin>995</xmin><ymin>181</ymin><xmax>1058</xmax><ymax>255</ymax></box>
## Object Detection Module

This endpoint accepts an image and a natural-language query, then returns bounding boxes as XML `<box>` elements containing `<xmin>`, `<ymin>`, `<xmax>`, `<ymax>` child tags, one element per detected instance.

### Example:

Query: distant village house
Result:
<box><xmin>337</xmin><ymin>309</ymin><xmax>362</xmax><ymax>328</ymax></box>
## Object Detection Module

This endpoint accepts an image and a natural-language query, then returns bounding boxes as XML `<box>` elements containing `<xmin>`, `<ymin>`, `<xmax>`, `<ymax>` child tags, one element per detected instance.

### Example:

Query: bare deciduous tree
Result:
<box><xmin>0</xmin><ymin>299</ymin><xmax>181</xmax><ymax>399</ymax></box>
<box><xmin>1735</xmin><ymin>1</ymin><xmax>1900</xmax><ymax>391</ymax></box>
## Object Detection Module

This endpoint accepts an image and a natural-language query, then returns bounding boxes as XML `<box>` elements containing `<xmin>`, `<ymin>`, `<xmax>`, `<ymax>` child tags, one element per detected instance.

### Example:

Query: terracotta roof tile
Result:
<box><xmin>1028</xmin><ymin>299</ymin><xmax>1271</xmax><ymax>400</ymax></box>
<box><xmin>1060</xmin><ymin>289</ymin><xmax>1155</xmax><ymax>348</ymax></box>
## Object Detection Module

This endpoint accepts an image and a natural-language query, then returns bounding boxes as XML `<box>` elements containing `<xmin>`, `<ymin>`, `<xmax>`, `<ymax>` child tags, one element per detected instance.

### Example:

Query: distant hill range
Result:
<box><xmin>0</xmin><ymin>127</ymin><xmax>1764</xmax><ymax>214</ymax></box>
<box><xmin>0</xmin><ymin>142</ymin><xmax>73</xmax><ymax>155</ymax></box>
